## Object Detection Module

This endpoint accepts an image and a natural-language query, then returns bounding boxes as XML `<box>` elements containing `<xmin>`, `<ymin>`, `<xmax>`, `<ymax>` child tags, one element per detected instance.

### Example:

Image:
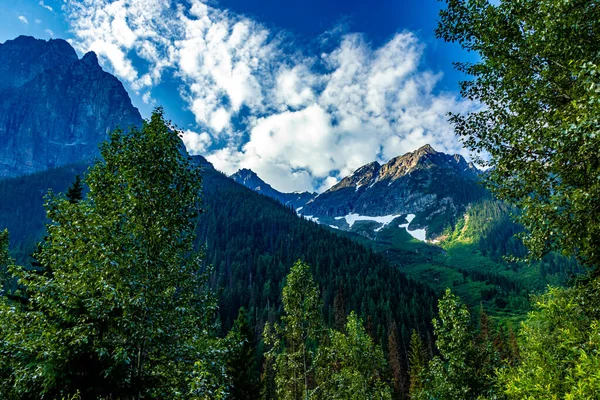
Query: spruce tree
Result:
<box><xmin>226</xmin><ymin>308</ymin><xmax>260</xmax><ymax>399</ymax></box>
<box><xmin>65</xmin><ymin>174</ymin><xmax>83</xmax><ymax>203</ymax></box>
<box><xmin>408</xmin><ymin>330</ymin><xmax>428</xmax><ymax>399</ymax></box>
<box><xmin>387</xmin><ymin>323</ymin><xmax>406</xmax><ymax>398</ymax></box>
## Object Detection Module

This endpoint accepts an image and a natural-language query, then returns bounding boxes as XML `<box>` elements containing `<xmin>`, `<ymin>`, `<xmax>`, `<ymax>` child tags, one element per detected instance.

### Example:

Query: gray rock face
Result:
<box><xmin>302</xmin><ymin>145</ymin><xmax>485</xmax><ymax>238</ymax></box>
<box><xmin>230</xmin><ymin>168</ymin><xmax>316</xmax><ymax>210</ymax></box>
<box><xmin>0</xmin><ymin>36</ymin><xmax>143</xmax><ymax>177</ymax></box>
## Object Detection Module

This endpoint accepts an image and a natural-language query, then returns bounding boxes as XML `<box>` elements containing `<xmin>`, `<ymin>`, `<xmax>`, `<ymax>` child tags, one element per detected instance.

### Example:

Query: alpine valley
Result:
<box><xmin>0</xmin><ymin>36</ymin><xmax>580</xmax><ymax>328</ymax></box>
<box><xmin>0</xmin><ymin>35</ymin><xmax>583</xmax><ymax>396</ymax></box>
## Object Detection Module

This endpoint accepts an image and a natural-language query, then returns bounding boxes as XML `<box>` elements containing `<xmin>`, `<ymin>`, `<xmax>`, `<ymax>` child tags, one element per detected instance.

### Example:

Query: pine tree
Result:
<box><xmin>387</xmin><ymin>323</ymin><xmax>406</xmax><ymax>398</ymax></box>
<box><xmin>0</xmin><ymin>230</ymin><xmax>9</xmax><ymax>295</ymax></box>
<box><xmin>333</xmin><ymin>285</ymin><xmax>346</xmax><ymax>332</ymax></box>
<box><xmin>408</xmin><ymin>330</ymin><xmax>428</xmax><ymax>399</ymax></box>
<box><xmin>227</xmin><ymin>308</ymin><xmax>260</xmax><ymax>399</ymax></box>
<box><xmin>65</xmin><ymin>174</ymin><xmax>83</xmax><ymax>203</ymax></box>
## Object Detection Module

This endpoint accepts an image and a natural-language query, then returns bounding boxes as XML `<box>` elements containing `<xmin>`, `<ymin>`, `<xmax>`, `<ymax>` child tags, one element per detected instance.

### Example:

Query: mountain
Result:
<box><xmin>301</xmin><ymin>144</ymin><xmax>485</xmax><ymax>240</ymax></box>
<box><xmin>230</xmin><ymin>168</ymin><xmax>316</xmax><ymax>209</ymax></box>
<box><xmin>0</xmin><ymin>36</ymin><xmax>142</xmax><ymax>177</ymax></box>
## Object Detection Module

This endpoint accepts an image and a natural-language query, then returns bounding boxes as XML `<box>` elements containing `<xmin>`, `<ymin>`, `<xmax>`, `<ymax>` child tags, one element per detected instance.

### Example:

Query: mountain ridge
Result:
<box><xmin>230</xmin><ymin>168</ymin><xmax>316</xmax><ymax>209</ymax></box>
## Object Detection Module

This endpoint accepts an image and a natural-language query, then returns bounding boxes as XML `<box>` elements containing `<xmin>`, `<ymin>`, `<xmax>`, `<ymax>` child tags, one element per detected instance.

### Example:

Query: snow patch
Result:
<box><xmin>340</xmin><ymin>213</ymin><xmax>402</xmax><ymax>231</ymax></box>
<box><xmin>398</xmin><ymin>214</ymin><xmax>426</xmax><ymax>241</ymax></box>
<box><xmin>304</xmin><ymin>215</ymin><xmax>320</xmax><ymax>224</ymax></box>
<box><xmin>328</xmin><ymin>225</ymin><xmax>339</xmax><ymax>230</ymax></box>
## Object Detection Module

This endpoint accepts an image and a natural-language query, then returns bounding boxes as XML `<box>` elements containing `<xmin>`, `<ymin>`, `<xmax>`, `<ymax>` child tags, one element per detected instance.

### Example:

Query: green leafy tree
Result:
<box><xmin>498</xmin><ymin>284</ymin><xmax>600</xmax><ymax>399</ymax></box>
<box><xmin>419</xmin><ymin>289</ymin><xmax>497</xmax><ymax>399</ymax></box>
<box><xmin>315</xmin><ymin>312</ymin><xmax>392</xmax><ymax>400</ymax></box>
<box><xmin>0</xmin><ymin>108</ymin><xmax>223</xmax><ymax>399</ymax></box>
<box><xmin>226</xmin><ymin>308</ymin><xmax>260</xmax><ymax>399</ymax></box>
<box><xmin>436</xmin><ymin>0</ymin><xmax>600</xmax><ymax>268</ymax></box>
<box><xmin>264</xmin><ymin>260</ymin><xmax>324</xmax><ymax>400</ymax></box>
<box><xmin>66</xmin><ymin>174</ymin><xmax>84</xmax><ymax>203</ymax></box>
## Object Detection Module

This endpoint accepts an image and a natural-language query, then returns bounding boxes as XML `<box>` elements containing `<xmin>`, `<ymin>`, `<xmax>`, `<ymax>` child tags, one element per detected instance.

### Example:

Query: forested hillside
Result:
<box><xmin>0</xmin><ymin>156</ymin><xmax>438</xmax><ymax>355</ymax></box>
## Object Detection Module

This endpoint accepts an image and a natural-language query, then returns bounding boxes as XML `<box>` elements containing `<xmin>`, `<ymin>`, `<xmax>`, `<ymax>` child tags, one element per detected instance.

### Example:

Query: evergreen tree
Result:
<box><xmin>0</xmin><ymin>229</ymin><xmax>9</xmax><ymax>295</ymax></box>
<box><xmin>264</xmin><ymin>260</ymin><xmax>324</xmax><ymax>400</ymax></box>
<box><xmin>315</xmin><ymin>312</ymin><xmax>393</xmax><ymax>400</ymax></box>
<box><xmin>407</xmin><ymin>330</ymin><xmax>427</xmax><ymax>399</ymax></box>
<box><xmin>333</xmin><ymin>285</ymin><xmax>346</xmax><ymax>332</ymax></box>
<box><xmin>387</xmin><ymin>323</ymin><xmax>406</xmax><ymax>398</ymax></box>
<box><xmin>0</xmin><ymin>108</ymin><xmax>223</xmax><ymax>399</ymax></box>
<box><xmin>65</xmin><ymin>174</ymin><xmax>83</xmax><ymax>203</ymax></box>
<box><xmin>226</xmin><ymin>308</ymin><xmax>260</xmax><ymax>399</ymax></box>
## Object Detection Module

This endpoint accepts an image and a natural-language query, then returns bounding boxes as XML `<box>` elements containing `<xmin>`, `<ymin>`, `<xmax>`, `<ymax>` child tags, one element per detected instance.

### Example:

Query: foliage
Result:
<box><xmin>0</xmin><ymin>229</ymin><xmax>9</xmax><ymax>293</ymax></box>
<box><xmin>264</xmin><ymin>260</ymin><xmax>324</xmax><ymax>400</ymax></box>
<box><xmin>226</xmin><ymin>308</ymin><xmax>260</xmax><ymax>399</ymax></box>
<box><xmin>498</xmin><ymin>283</ymin><xmax>600</xmax><ymax>399</ymax></box>
<box><xmin>418</xmin><ymin>289</ymin><xmax>498</xmax><ymax>399</ymax></box>
<box><xmin>66</xmin><ymin>174</ymin><xmax>84</xmax><ymax>204</ymax></box>
<box><xmin>0</xmin><ymin>109</ymin><xmax>223</xmax><ymax>399</ymax></box>
<box><xmin>437</xmin><ymin>0</ymin><xmax>600</xmax><ymax>268</ymax></box>
<box><xmin>315</xmin><ymin>312</ymin><xmax>392</xmax><ymax>400</ymax></box>
<box><xmin>408</xmin><ymin>330</ymin><xmax>428</xmax><ymax>399</ymax></box>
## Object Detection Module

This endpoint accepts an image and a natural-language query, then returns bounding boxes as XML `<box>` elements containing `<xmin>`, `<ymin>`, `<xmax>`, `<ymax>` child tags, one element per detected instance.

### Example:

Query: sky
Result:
<box><xmin>0</xmin><ymin>0</ymin><xmax>478</xmax><ymax>193</ymax></box>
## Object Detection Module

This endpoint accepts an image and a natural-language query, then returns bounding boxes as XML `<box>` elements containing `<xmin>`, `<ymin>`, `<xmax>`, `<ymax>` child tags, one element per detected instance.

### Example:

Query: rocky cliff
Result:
<box><xmin>0</xmin><ymin>36</ymin><xmax>143</xmax><ymax>177</ymax></box>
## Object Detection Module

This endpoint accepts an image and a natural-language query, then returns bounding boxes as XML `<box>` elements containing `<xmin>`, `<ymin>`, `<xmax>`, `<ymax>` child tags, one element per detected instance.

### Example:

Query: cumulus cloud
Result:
<box><xmin>45</xmin><ymin>29</ymin><xmax>54</xmax><ymax>37</ymax></box>
<box><xmin>18</xmin><ymin>15</ymin><xmax>28</xmax><ymax>24</ymax></box>
<box><xmin>181</xmin><ymin>130</ymin><xmax>212</xmax><ymax>155</ymax></box>
<box><xmin>65</xmin><ymin>0</ymin><xmax>474</xmax><ymax>193</ymax></box>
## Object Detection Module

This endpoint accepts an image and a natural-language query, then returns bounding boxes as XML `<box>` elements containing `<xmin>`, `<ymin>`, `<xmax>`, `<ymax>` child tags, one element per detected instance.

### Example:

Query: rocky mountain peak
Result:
<box><xmin>416</xmin><ymin>143</ymin><xmax>437</xmax><ymax>155</ymax></box>
<box><xmin>81</xmin><ymin>51</ymin><xmax>100</xmax><ymax>68</ymax></box>
<box><xmin>231</xmin><ymin>168</ymin><xmax>316</xmax><ymax>209</ymax></box>
<box><xmin>0</xmin><ymin>36</ymin><xmax>142</xmax><ymax>177</ymax></box>
<box><xmin>0</xmin><ymin>36</ymin><xmax>78</xmax><ymax>91</ymax></box>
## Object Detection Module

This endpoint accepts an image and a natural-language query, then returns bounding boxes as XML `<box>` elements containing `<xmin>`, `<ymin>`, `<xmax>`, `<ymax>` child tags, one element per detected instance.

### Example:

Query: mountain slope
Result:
<box><xmin>0</xmin><ymin>36</ymin><xmax>142</xmax><ymax>177</ymax></box>
<box><xmin>230</xmin><ymin>168</ymin><xmax>316</xmax><ymax>209</ymax></box>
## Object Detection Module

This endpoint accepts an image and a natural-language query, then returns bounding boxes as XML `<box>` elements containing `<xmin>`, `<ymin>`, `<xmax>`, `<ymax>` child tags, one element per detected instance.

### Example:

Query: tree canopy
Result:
<box><xmin>0</xmin><ymin>109</ymin><xmax>223</xmax><ymax>399</ymax></box>
<box><xmin>437</xmin><ymin>0</ymin><xmax>600</xmax><ymax>269</ymax></box>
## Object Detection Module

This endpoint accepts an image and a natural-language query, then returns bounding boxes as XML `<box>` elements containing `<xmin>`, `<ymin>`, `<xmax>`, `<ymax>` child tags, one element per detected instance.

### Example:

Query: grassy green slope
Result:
<box><xmin>330</xmin><ymin>199</ymin><xmax>582</xmax><ymax>320</ymax></box>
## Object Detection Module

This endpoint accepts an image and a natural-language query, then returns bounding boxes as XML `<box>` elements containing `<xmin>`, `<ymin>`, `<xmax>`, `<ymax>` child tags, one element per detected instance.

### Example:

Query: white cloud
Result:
<box><xmin>18</xmin><ymin>15</ymin><xmax>28</xmax><ymax>24</ymax></box>
<box><xmin>45</xmin><ymin>29</ymin><xmax>54</xmax><ymax>37</ymax></box>
<box><xmin>181</xmin><ymin>130</ymin><xmax>212</xmax><ymax>155</ymax></box>
<box><xmin>39</xmin><ymin>1</ymin><xmax>53</xmax><ymax>12</ymax></box>
<box><xmin>65</xmin><ymin>0</ymin><xmax>475</xmax><ymax>193</ymax></box>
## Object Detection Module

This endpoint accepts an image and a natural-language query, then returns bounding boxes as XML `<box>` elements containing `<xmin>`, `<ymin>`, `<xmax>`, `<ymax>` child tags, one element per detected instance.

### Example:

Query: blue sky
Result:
<box><xmin>0</xmin><ymin>0</ymin><xmax>477</xmax><ymax>192</ymax></box>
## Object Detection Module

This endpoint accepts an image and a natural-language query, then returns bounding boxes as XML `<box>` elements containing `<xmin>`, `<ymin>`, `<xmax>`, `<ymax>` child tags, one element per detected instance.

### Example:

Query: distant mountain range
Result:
<box><xmin>0</xmin><ymin>36</ymin><xmax>142</xmax><ymax>177</ymax></box>
<box><xmin>233</xmin><ymin>144</ymin><xmax>486</xmax><ymax>241</ymax></box>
